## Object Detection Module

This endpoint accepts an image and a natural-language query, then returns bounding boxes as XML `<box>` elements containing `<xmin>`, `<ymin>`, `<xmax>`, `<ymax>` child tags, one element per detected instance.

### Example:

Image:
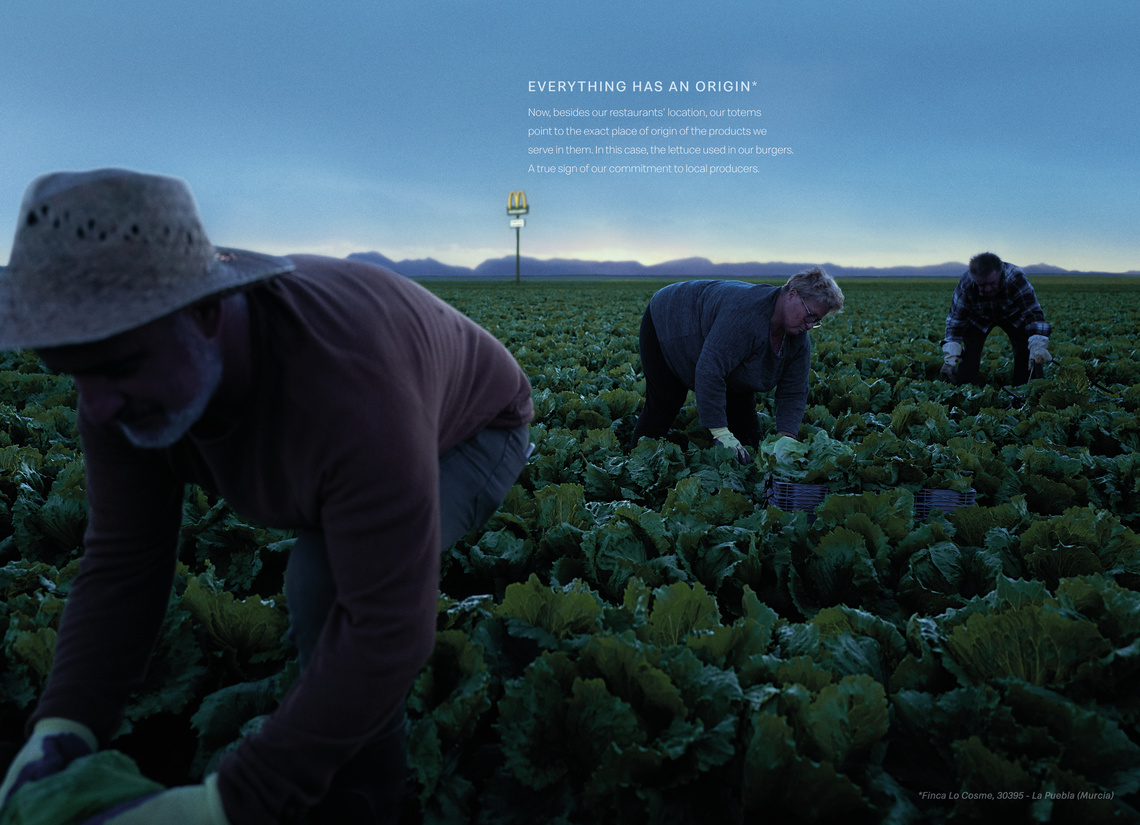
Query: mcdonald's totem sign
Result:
<box><xmin>507</xmin><ymin>190</ymin><xmax>529</xmax><ymax>215</ymax></box>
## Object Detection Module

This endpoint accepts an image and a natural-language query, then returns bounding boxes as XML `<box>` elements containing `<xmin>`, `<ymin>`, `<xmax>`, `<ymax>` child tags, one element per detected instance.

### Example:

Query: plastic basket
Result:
<box><xmin>765</xmin><ymin>480</ymin><xmax>828</xmax><ymax>513</ymax></box>
<box><xmin>915</xmin><ymin>488</ymin><xmax>976</xmax><ymax>520</ymax></box>
<box><xmin>763</xmin><ymin>480</ymin><xmax>975</xmax><ymax>522</ymax></box>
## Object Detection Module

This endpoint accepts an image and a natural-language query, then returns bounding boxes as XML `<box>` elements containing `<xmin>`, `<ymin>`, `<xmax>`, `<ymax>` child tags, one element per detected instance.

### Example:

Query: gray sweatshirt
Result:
<box><xmin>649</xmin><ymin>280</ymin><xmax>809</xmax><ymax>434</ymax></box>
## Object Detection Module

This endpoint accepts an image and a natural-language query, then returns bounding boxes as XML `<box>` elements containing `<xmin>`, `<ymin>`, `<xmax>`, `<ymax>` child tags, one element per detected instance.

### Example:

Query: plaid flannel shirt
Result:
<box><xmin>943</xmin><ymin>262</ymin><xmax>1052</xmax><ymax>345</ymax></box>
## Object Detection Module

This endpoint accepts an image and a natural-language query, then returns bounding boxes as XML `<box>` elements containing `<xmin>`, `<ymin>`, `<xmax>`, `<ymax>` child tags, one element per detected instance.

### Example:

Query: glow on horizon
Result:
<box><xmin>238</xmin><ymin>238</ymin><xmax>1139</xmax><ymax>274</ymax></box>
<box><xmin>217</xmin><ymin>195</ymin><xmax>1140</xmax><ymax>273</ymax></box>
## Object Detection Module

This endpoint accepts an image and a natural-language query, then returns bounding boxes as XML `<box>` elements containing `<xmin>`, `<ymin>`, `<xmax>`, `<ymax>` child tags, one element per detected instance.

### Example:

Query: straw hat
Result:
<box><xmin>0</xmin><ymin>168</ymin><xmax>295</xmax><ymax>349</ymax></box>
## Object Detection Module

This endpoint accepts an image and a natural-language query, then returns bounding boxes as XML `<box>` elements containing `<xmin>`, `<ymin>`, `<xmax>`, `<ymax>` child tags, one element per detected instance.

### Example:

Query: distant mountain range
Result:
<box><xmin>346</xmin><ymin>252</ymin><xmax>1139</xmax><ymax>280</ymax></box>
<box><xmin>1</xmin><ymin>256</ymin><xmax>1134</xmax><ymax>279</ymax></box>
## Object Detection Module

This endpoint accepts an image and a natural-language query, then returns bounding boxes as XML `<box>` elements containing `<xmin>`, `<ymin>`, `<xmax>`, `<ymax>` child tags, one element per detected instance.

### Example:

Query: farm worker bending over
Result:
<box><xmin>628</xmin><ymin>267</ymin><xmax>844</xmax><ymax>463</ymax></box>
<box><xmin>940</xmin><ymin>252</ymin><xmax>1053</xmax><ymax>385</ymax></box>
<box><xmin>0</xmin><ymin>169</ymin><xmax>534</xmax><ymax>824</ymax></box>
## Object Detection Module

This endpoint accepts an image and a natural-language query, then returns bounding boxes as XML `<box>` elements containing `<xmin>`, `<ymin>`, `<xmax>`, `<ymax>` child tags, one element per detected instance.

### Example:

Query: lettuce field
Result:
<box><xmin>2</xmin><ymin>276</ymin><xmax>1140</xmax><ymax>824</ymax></box>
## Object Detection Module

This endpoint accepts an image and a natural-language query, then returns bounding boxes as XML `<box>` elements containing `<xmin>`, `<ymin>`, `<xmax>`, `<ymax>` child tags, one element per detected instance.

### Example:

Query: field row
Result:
<box><xmin>2</xmin><ymin>277</ymin><xmax>1139</xmax><ymax>822</ymax></box>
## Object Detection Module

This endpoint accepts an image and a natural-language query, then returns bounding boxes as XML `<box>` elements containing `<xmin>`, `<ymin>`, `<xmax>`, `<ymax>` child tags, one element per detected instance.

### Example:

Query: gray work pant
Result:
<box><xmin>282</xmin><ymin>423</ymin><xmax>531</xmax><ymax>824</ymax></box>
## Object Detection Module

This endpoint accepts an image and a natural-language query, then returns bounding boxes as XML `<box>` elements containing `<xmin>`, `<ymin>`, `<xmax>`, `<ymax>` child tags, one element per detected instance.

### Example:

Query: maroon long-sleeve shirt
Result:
<box><xmin>30</xmin><ymin>255</ymin><xmax>533</xmax><ymax>822</ymax></box>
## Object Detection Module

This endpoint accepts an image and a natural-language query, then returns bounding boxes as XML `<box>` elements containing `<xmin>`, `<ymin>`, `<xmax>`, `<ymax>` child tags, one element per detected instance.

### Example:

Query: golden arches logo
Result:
<box><xmin>507</xmin><ymin>190</ymin><xmax>529</xmax><ymax>214</ymax></box>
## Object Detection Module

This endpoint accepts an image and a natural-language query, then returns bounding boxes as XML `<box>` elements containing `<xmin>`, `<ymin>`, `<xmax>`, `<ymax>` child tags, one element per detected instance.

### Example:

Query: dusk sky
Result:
<box><xmin>3</xmin><ymin>1</ymin><xmax>1138</xmax><ymax>273</ymax></box>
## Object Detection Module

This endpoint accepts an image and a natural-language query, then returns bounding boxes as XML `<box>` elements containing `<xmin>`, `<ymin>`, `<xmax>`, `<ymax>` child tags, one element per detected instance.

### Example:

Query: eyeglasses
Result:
<box><xmin>798</xmin><ymin>292</ymin><xmax>821</xmax><ymax>328</ymax></box>
<box><xmin>971</xmin><ymin>269</ymin><xmax>1002</xmax><ymax>294</ymax></box>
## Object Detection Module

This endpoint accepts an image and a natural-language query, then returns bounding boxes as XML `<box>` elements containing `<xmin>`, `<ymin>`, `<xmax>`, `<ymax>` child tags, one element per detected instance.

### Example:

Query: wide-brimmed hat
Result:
<box><xmin>0</xmin><ymin>168</ymin><xmax>295</xmax><ymax>350</ymax></box>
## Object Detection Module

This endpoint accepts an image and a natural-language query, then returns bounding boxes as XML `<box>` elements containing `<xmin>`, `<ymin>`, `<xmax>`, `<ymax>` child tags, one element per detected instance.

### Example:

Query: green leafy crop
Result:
<box><xmin>4</xmin><ymin>279</ymin><xmax>1140</xmax><ymax>823</ymax></box>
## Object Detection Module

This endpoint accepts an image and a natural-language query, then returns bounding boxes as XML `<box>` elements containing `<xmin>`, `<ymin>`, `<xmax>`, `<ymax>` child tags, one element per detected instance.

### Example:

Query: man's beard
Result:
<box><xmin>119</xmin><ymin>331</ymin><xmax>224</xmax><ymax>449</ymax></box>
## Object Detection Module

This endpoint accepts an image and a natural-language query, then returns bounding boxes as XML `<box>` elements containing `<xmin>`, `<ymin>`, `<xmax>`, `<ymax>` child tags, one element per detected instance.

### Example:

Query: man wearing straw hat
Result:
<box><xmin>0</xmin><ymin>169</ymin><xmax>534</xmax><ymax>824</ymax></box>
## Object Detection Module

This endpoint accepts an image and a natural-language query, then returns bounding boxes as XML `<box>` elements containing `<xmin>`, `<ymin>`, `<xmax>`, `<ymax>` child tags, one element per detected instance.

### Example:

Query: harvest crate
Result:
<box><xmin>764</xmin><ymin>480</ymin><xmax>828</xmax><ymax>513</ymax></box>
<box><xmin>763</xmin><ymin>480</ymin><xmax>976</xmax><ymax>522</ymax></box>
<box><xmin>915</xmin><ymin>488</ymin><xmax>976</xmax><ymax>520</ymax></box>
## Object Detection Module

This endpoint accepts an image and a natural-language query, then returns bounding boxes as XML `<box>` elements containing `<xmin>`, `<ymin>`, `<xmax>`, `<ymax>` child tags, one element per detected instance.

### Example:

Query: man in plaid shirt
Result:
<box><xmin>940</xmin><ymin>252</ymin><xmax>1053</xmax><ymax>385</ymax></box>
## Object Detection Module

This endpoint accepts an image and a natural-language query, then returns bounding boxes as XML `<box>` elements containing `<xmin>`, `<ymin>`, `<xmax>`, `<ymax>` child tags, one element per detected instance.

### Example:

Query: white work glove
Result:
<box><xmin>98</xmin><ymin>773</ymin><xmax>230</xmax><ymax>824</ymax></box>
<box><xmin>0</xmin><ymin>717</ymin><xmax>98</xmax><ymax>805</ymax></box>
<box><xmin>940</xmin><ymin>341</ymin><xmax>962</xmax><ymax>381</ymax></box>
<box><xmin>710</xmin><ymin>427</ymin><xmax>752</xmax><ymax>464</ymax></box>
<box><xmin>1028</xmin><ymin>334</ymin><xmax>1052</xmax><ymax>365</ymax></box>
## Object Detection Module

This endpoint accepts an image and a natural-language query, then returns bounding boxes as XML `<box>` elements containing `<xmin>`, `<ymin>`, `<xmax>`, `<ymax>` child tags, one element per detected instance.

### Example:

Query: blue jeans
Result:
<box><xmin>283</xmin><ymin>423</ymin><xmax>531</xmax><ymax>824</ymax></box>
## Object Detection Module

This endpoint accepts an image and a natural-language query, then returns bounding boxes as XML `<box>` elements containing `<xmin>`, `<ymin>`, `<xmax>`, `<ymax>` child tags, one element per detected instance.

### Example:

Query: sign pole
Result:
<box><xmin>507</xmin><ymin>190</ymin><xmax>529</xmax><ymax>285</ymax></box>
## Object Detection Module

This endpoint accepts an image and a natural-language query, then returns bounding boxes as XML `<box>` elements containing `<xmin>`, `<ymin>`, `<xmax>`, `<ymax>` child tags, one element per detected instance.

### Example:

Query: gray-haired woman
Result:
<box><xmin>628</xmin><ymin>266</ymin><xmax>844</xmax><ymax>462</ymax></box>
